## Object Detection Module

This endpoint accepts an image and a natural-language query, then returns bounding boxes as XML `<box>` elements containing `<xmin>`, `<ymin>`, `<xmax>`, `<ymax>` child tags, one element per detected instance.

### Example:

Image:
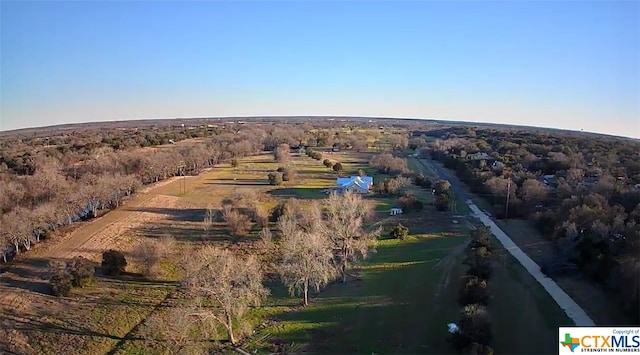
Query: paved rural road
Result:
<box><xmin>419</xmin><ymin>158</ymin><xmax>596</xmax><ymax>327</ymax></box>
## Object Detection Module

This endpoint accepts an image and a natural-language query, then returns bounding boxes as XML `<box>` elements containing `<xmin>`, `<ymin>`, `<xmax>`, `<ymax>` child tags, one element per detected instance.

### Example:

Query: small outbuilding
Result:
<box><xmin>390</xmin><ymin>207</ymin><xmax>403</xmax><ymax>216</ymax></box>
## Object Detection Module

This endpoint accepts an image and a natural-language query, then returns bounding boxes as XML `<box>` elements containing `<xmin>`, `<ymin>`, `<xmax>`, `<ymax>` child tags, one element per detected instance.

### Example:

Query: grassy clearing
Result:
<box><xmin>243</xmin><ymin>234</ymin><xmax>468</xmax><ymax>354</ymax></box>
<box><xmin>489</xmin><ymin>236</ymin><xmax>573</xmax><ymax>354</ymax></box>
<box><xmin>407</xmin><ymin>155</ymin><xmax>433</xmax><ymax>178</ymax></box>
<box><xmin>173</xmin><ymin>153</ymin><xmax>339</xmax><ymax>205</ymax></box>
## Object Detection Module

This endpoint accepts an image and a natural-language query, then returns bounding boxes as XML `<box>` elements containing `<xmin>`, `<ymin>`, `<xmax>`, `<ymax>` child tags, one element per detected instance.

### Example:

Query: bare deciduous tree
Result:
<box><xmin>135</xmin><ymin>236</ymin><xmax>176</xmax><ymax>277</ymax></box>
<box><xmin>387</xmin><ymin>134</ymin><xmax>409</xmax><ymax>151</ymax></box>
<box><xmin>484</xmin><ymin>177</ymin><xmax>517</xmax><ymax>202</ymax></box>
<box><xmin>222</xmin><ymin>205</ymin><xmax>253</xmax><ymax>238</ymax></box>
<box><xmin>254</xmin><ymin>204</ymin><xmax>269</xmax><ymax>228</ymax></box>
<box><xmin>274</xmin><ymin>143</ymin><xmax>290</xmax><ymax>164</ymax></box>
<box><xmin>157</xmin><ymin>236</ymin><xmax>176</xmax><ymax>256</ymax></box>
<box><xmin>258</xmin><ymin>226</ymin><xmax>273</xmax><ymax>246</ymax></box>
<box><xmin>135</xmin><ymin>240</ymin><xmax>162</xmax><ymax>277</ymax></box>
<box><xmin>142</xmin><ymin>306</ymin><xmax>204</xmax><ymax>355</ymax></box>
<box><xmin>182</xmin><ymin>246</ymin><xmax>269</xmax><ymax>345</ymax></box>
<box><xmin>370</xmin><ymin>153</ymin><xmax>407</xmax><ymax>174</ymax></box>
<box><xmin>203</xmin><ymin>205</ymin><xmax>216</xmax><ymax>232</ymax></box>
<box><xmin>3</xmin><ymin>208</ymin><xmax>33</xmax><ymax>253</ymax></box>
<box><xmin>279</xmin><ymin>229</ymin><xmax>336</xmax><ymax>306</ymax></box>
<box><xmin>0</xmin><ymin>219</ymin><xmax>9</xmax><ymax>262</ymax></box>
<box><xmin>521</xmin><ymin>179</ymin><xmax>548</xmax><ymax>204</ymax></box>
<box><xmin>323</xmin><ymin>191</ymin><xmax>379</xmax><ymax>283</ymax></box>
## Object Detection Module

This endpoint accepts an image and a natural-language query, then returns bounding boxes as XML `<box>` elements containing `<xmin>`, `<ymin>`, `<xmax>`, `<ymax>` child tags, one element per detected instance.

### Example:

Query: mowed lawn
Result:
<box><xmin>173</xmin><ymin>152</ymin><xmax>339</xmax><ymax>205</ymax></box>
<box><xmin>244</xmin><ymin>234</ymin><xmax>468</xmax><ymax>354</ymax></box>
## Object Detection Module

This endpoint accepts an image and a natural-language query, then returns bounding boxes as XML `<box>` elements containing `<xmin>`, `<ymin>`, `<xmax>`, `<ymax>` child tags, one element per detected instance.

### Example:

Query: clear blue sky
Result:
<box><xmin>1</xmin><ymin>1</ymin><xmax>639</xmax><ymax>138</ymax></box>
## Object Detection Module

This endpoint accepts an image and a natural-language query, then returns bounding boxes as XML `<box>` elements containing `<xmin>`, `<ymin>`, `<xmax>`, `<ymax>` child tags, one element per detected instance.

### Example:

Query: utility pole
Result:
<box><xmin>182</xmin><ymin>167</ymin><xmax>186</xmax><ymax>195</ymax></box>
<box><xmin>432</xmin><ymin>189</ymin><xmax>436</xmax><ymax>207</ymax></box>
<box><xmin>178</xmin><ymin>163</ymin><xmax>186</xmax><ymax>195</ymax></box>
<box><xmin>504</xmin><ymin>179</ymin><xmax>511</xmax><ymax>220</ymax></box>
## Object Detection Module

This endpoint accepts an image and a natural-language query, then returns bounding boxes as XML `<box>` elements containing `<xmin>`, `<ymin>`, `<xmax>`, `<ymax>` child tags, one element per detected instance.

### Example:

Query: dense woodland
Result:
<box><xmin>423</xmin><ymin>127</ymin><xmax>640</xmax><ymax>322</ymax></box>
<box><xmin>1</xmin><ymin>118</ymin><xmax>638</xmax><ymax>326</ymax></box>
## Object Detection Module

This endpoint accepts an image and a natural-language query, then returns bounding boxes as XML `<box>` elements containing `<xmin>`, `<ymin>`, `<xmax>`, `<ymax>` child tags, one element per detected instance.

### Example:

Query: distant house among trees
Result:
<box><xmin>491</xmin><ymin>161</ymin><xmax>505</xmax><ymax>170</ymax></box>
<box><xmin>541</xmin><ymin>174</ymin><xmax>558</xmax><ymax>188</ymax></box>
<box><xmin>467</xmin><ymin>152</ymin><xmax>491</xmax><ymax>161</ymax></box>
<box><xmin>335</xmin><ymin>176</ymin><xmax>373</xmax><ymax>194</ymax></box>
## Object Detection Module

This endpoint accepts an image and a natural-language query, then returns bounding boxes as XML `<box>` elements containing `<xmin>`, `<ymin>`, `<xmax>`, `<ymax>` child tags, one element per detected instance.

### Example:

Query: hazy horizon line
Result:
<box><xmin>2</xmin><ymin>115</ymin><xmax>638</xmax><ymax>141</ymax></box>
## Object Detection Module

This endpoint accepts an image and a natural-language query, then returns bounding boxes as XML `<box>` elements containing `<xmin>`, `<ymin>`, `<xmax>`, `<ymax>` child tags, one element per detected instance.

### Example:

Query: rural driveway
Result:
<box><xmin>40</xmin><ymin>176</ymin><xmax>184</xmax><ymax>260</ymax></box>
<box><xmin>468</xmin><ymin>203</ymin><xmax>595</xmax><ymax>326</ymax></box>
<box><xmin>419</xmin><ymin>158</ymin><xmax>595</xmax><ymax>327</ymax></box>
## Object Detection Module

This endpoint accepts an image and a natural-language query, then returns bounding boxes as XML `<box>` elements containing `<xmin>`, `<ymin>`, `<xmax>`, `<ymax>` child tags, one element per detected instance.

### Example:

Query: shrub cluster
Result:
<box><xmin>49</xmin><ymin>256</ymin><xmax>96</xmax><ymax>296</ymax></box>
<box><xmin>434</xmin><ymin>179</ymin><xmax>452</xmax><ymax>194</ymax></box>
<box><xmin>414</xmin><ymin>173</ymin><xmax>432</xmax><ymax>188</ymax></box>
<box><xmin>435</xmin><ymin>194</ymin><xmax>450</xmax><ymax>211</ymax></box>
<box><xmin>102</xmin><ymin>249</ymin><xmax>127</xmax><ymax>276</ymax></box>
<box><xmin>306</xmin><ymin>149</ymin><xmax>323</xmax><ymax>161</ymax></box>
<box><xmin>369</xmin><ymin>153</ymin><xmax>407</xmax><ymax>174</ymax></box>
<box><xmin>267</xmin><ymin>172</ymin><xmax>284</xmax><ymax>186</ymax></box>
<box><xmin>451</xmin><ymin>226</ymin><xmax>494</xmax><ymax>354</ymax></box>
<box><xmin>390</xmin><ymin>223</ymin><xmax>409</xmax><ymax>240</ymax></box>
<box><xmin>398</xmin><ymin>192</ymin><xmax>424</xmax><ymax>212</ymax></box>
<box><xmin>276</xmin><ymin>167</ymin><xmax>296</xmax><ymax>182</ymax></box>
<box><xmin>373</xmin><ymin>176</ymin><xmax>411</xmax><ymax>196</ymax></box>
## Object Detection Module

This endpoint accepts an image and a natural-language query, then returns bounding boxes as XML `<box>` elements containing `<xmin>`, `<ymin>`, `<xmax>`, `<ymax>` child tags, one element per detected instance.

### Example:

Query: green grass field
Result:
<box><xmin>489</xmin><ymin>236</ymin><xmax>574</xmax><ymax>353</ymax></box>
<box><xmin>244</xmin><ymin>234</ymin><xmax>468</xmax><ymax>354</ymax></box>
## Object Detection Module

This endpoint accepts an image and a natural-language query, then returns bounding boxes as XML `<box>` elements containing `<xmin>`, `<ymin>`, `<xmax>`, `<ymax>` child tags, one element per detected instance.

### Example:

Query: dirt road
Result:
<box><xmin>44</xmin><ymin>194</ymin><xmax>180</xmax><ymax>260</ymax></box>
<box><xmin>1</xmin><ymin>175</ymin><xmax>185</xmax><ymax>295</ymax></box>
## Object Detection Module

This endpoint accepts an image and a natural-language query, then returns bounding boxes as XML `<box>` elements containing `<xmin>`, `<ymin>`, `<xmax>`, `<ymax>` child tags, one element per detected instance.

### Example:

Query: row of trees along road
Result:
<box><xmin>425</xmin><ymin>127</ymin><xmax>640</xmax><ymax>323</ymax></box>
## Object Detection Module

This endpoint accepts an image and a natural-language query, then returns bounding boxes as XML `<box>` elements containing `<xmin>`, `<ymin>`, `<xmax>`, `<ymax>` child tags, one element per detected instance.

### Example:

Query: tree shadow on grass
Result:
<box><xmin>124</xmin><ymin>207</ymin><xmax>205</xmax><ymax>222</ymax></box>
<box><xmin>72</xmin><ymin>276</ymin><xmax>179</xmax><ymax>310</ymax></box>
<box><xmin>0</xmin><ymin>257</ymin><xmax>69</xmax><ymax>296</ymax></box>
<box><xmin>269</xmin><ymin>188</ymin><xmax>327</xmax><ymax>199</ymax></box>
<box><xmin>1</xmin><ymin>309</ymin><xmax>131</xmax><ymax>340</ymax></box>
<box><xmin>99</xmin><ymin>273</ymin><xmax>180</xmax><ymax>287</ymax></box>
<box><xmin>248</xmin><ymin>235</ymin><xmax>469</xmax><ymax>354</ymax></box>
<box><xmin>134</xmin><ymin>222</ymin><xmax>235</xmax><ymax>244</ymax></box>
<box><xmin>205</xmin><ymin>178</ymin><xmax>269</xmax><ymax>187</ymax></box>
<box><xmin>0</xmin><ymin>275</ymin><xmax>51</xmax><ymax>296</ymax></box>
<box><xmin>1</xmin><ymin>257</ymin><xmax>50</xmax><ymax>279</ymax></box>
<box><xmin>293</xmin><ymin>169</ymin><xmax>337</xmax><ymax>177</ymax></box>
